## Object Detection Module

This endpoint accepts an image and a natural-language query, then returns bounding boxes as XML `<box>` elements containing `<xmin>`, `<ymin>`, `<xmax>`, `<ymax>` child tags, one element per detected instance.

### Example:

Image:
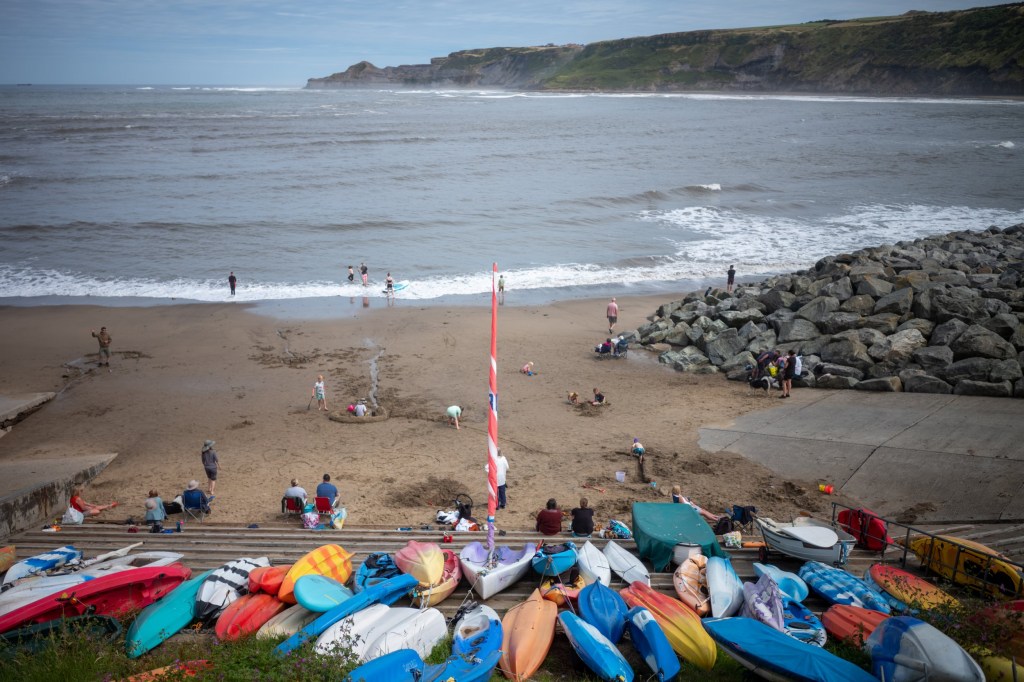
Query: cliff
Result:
<box><xmin>307</xmin><ymin>4</ymin><xmax>1024</xmax><ymax>95</ymax></box>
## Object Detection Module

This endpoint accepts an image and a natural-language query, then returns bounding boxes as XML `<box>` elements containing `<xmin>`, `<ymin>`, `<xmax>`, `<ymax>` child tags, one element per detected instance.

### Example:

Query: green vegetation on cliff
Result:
<box><xmin>308</xmin><ymin>4</ymin><xmax>1024</xmax><ymax>95</ymax></box>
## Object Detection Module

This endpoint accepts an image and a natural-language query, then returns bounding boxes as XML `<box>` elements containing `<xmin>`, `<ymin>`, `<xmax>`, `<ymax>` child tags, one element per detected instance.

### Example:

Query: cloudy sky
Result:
<box><xmin>0</xmin><ymin>1</ymin><xmax>1001</xmax><ymax>86</ymax></box>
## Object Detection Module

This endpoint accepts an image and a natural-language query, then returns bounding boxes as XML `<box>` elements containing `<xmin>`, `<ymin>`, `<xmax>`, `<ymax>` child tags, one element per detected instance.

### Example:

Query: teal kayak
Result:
<box><xmin>125</xmin><ymin>569</ymin><xmax>214</xmax><ymax>659</ymax></box>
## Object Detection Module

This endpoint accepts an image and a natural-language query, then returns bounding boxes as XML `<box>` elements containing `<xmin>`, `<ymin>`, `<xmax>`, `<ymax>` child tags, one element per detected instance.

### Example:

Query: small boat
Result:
<box><xmin>904</xmin><ymin>534</ymin><xmax>1023</xmax><ymax>598</ymax></box>
<box><xmin>531</xmin><ymin>541</ymin><xmax>578</xmax><ymax>577</ymax></box>
<box><xmin>753</xmin><ymin>562</ymin><xmax>809</xmax><ymax>602</ymax></box>
<box><xmin>195</xmin><ymin>556</ymin><xmax>270</xmax><ymax>622</ymax></box>
<box><xmin>866</xmin><ymin>616</ymin><xmax>984</xmax><ymax>682</ymax></box>
<box><xmin>459</xmin><ymin>542</ymin><xmax>536</xmax><ymax>600</ymax></box>
<box><xmin>704</xmin><ymin>616</ymin><xmax>876</xmax><ymax>682</ymax></box>
<box><xmin>756</xmin><ymin>516</ymin><xmax>855</xmax><ymax>566</ymax></box>
<box><xmin>741</xmin><ymin>573</ymin><xmax>784</xmax><ymax>632</ymax></box>
<box><xmin>394</xmin><ymin>540</ymin><xmax>444</xmax><ymax>586</ymax></box>
<box><xmin>353</xmin><ymin>552</ymin><xmax>400</xmax><ymax>594</ymax></box>
<box><xmin>540</xmin><ymin>572</ymin><xmax>585</xmax><ymax>606</ymax></box>
<box><xmin>820</xmin><ymin>604</ymin><xmax>890</xmax><ymax>646</ymax></box>
<box><xmin>603</xmin><ymin>540</ymin><xmax>650</xmax><ymax>586</ymax></box>
<box><xmin>620</xmin><ymin>580</ymin><xmax>716</xmax><ymax>671</ymax></box>
<box><xmin>248</xmin><ymin>564</ymin><xmax>290</xmax><ymax>596</ymax></box>
<box><xmin>452</xmin><ymin>603</ymin><xmax>502</xmax><ymax>658</ymax></box>
<box><xmin>279</xmin><ymin>545</ymin><xmax>354</xmax><ymax>605</ymax></box>
<box><xmin>2</xmin><ymin>545</ymin><xmax>81</xmax><ymax>587</ymax></box>
<box><xmin>214</xmin><ymin>593</ymin><xmax>286</xmax><ymax>641</ymax></box>
<box><xmin>626</xmin><ymin>606</ymin><xmax>680</xmax><ymax>682</ymax></box>
<box><xmin>578</xmin><ymin>580</ymin><xmax>628</xmax><ymax>644</ymax></box>
<box><xmin>256</xmin><ymin>603</ymin><xmax>318</xmax><ymax>639</ymax></box>
<box><xmin>706</xmin><ymin>556</ymin><xmax>744</xmax><ymax>618</ymax></box>
<box><xmin>673</xmin><ymin>554</ymin><xmax>710</xmax><ymax>616</ymax></box>
<box><xmin>782</xmin><ymin>596</ymin><xmax>827</xmax><ymax>647</ymax></box>
<box><xmin>411</xmin><ymin>547</ymin><xmax>461</xmax><ymax>607</ymax></box>
<box><xmin>275</xmin><ymin>573</ymin><xmax>418</xmax><ymax>656</ymax></box>
<box><xmin>799</xmin><ymin>561</ymin><xmax>891</xmax><ymax>614</ymax></box>
<box><xmin>125</xmin><ymin>569</ymin><xmax>214</xmax><ymax>658</ymax></box>
<box><xmin>294</xmin><ymin>574</ymin><xmax>353</xmax><ymax>612</ymax></box>
<box><xmin>1</xmin><ymin>615</ymin><xmax>121</xmax><ymax>657</ymax></box>
<box><xmin>559</xmin><ymin>611</ymin><xmax>634</xmax><ymax>682</ymax></box>
<box><xmin>360</xmin><ymin>607</ymin><xmax>446</xmax><ymax>663</ymax></box>
<box><xmin>0</xmin><ymin>564</ymin><xmax>191</xmax><ymax>634</ymax></box>
<box><xmin>499</xmin><ymin>589</ymin><xmax>558</xmax><ymax>680</ymax></box>
<box><xmin>578</xmin><ymin>540</ymin><xmax>612</xmax><ymax>586</ymax></box>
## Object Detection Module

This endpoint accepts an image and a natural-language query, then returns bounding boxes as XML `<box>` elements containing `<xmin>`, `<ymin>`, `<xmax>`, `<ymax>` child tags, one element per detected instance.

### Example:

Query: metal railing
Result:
<box><xmin>829</xmin><ymin>501</ymin><xmax>1024</xmax><ymax>599</ymax></box>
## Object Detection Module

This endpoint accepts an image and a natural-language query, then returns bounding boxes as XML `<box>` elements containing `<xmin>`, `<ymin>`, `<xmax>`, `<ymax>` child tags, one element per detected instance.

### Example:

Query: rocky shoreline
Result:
<box><xmin>632</xmin><ymin>225</ymin><xmax>1024</xmax><ymax>398</ymax></box>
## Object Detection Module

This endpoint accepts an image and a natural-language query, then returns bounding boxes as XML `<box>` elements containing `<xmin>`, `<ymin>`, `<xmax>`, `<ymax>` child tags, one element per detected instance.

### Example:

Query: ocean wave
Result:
<box><xmin>996</xmin><ymin>141</ymin><xmax>1016</xmax><ymax>148</ymax></box>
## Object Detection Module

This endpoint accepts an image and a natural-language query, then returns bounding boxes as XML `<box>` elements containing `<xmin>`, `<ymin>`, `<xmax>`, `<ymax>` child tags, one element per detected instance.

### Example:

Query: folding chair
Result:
<box><xmin>281</xmin><ymin>496</ymin><xmax>304</xmax><ymax>516</ymax></box>
<box><xmin>182</xmin><ymin>492</ymin><xmax>208</xmax><ymax>523</ymax></box>
<box><xmin>314</xmin><ymin>496</ymin><xmax>337</xmax><ymax>517</ymax></box>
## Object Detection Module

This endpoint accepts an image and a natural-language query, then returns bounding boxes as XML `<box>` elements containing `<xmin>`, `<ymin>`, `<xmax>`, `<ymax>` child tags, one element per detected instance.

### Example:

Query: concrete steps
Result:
<box><xmin>8</xmin><ymin>522</ymin><xmax>893</xmax><ymax>618</ymax></box>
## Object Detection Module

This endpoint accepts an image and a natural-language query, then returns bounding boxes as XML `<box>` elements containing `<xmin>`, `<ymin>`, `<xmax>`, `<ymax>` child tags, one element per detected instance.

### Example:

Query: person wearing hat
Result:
<box><xmin>201</xmin><ymin>439</ymin><xmax>219</xmax><ymax>496</ymax></box>
<box><xmin>182</xmin><ymin>479</ymin><xmax>212</xmax><ymax>514</ymax></box>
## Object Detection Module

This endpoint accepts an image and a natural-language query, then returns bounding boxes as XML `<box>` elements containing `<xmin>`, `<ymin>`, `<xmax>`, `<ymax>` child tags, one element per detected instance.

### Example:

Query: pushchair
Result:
<box><xmin>746</xmin><ymin>350</ymin><xmax>779</xmax><ymax>394</ymax></box>
<box><xmin>594</xmin><ymin>336</ymin><xmax>628</xmax><ymax>359</ymax></box>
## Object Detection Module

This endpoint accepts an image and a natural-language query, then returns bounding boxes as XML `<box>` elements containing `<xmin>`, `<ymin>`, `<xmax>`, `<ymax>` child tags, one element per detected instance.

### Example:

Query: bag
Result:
<box><xmin>723</xmin><ymin>531</ymin><xmax>743</xmax><ymax>549</ymax></box>
<box><xmin>794</xmin><ymin>355</ymin><xmax>803</xmax><ymax>376</ymax></box>
<box><xmin>712</xmin><ymin>516</ymin><xmax>734</xmax><ymax>535</ymax></box>
<box><xmin>608</xmin><ymin>519</ymin><xmax>632</xmax><ymax>539</ymax></box>
<box><xmin>331</xmin><ymin>508</ymin><xmax>347</xmax><ymax>530</ymax></box>
<box><xmin>301</xmin><ymin>512</ymin><xmax>320</xmax><ymax>529</ymax></box>
<box><xmin>149</xmin><ymin>523</ymin><xmax>164</xmax><ymax>533</ymax></box>
<box><xmin>62</xmin><ymin>507</ymin><xmax>85</xmax><ymax>525</ymax></box>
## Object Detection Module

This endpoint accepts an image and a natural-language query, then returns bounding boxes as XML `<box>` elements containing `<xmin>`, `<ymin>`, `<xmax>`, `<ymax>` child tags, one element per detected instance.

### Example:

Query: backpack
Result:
<box><xmin>712</xmin><ymin>516</ymin><xmax>734</xmax><ymax>535</ymax></box>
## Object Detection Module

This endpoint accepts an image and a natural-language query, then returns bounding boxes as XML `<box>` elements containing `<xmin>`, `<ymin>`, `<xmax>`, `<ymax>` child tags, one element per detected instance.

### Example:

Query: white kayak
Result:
<box><xmin>257</xmin><ymin>603</ymin><xmax>319</xmax><ymax>639</ymax></box>
<box><xmin>578</xmin><ymin>541</ymin><xmax>612</xmax><ymax>586</ymax></box>
<box><xmin>361</xmin><ymin>607</ymin><xmax>446</xmax><ymax>663</ymax></box>
<box><xmin>707</xmin><ymin>556</ymin><xmax>744</xmax><ymax>618</ymax></box>
<box><xmin>602</xmin><ymin>541</ymin><xmax>650</xmax><ymax>586</ymax></box>
<box><xmin>195</xmin><ymin>556</ymin><xmax>270</xmax><ymax>622</ymax></box>
<box><xmin>315</xmin><ymin>602</ymin><xmax>391</xmax><ymax>655</ymax></box>
<box><xmin>2</xmin><ymin>545</ymin><xmax>81</xmax><ymax>587</ymax></box>
<box><xmin>459</xmin><ymin>542</ymin><xmax>536</xmax><ymax>600</ymax></box>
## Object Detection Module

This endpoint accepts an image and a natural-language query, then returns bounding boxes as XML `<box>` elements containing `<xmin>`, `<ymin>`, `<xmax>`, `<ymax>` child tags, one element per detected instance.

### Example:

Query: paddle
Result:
<box><xmin>81</xmin><ymin>542</ymin><xmax>144</xmax><ymax>568</ymax></box>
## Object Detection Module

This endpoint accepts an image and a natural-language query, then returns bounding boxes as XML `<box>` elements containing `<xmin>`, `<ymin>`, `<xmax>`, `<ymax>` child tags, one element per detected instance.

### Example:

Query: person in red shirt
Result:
<box><xmin>535</xmin><ymin>498</ymin><xmax>564</xmax><ymax>535</ymax></box>
<box><xmin>69</xmin><ymin>486</ymin><xmax>117</xmax><ymax>517</ymax></box>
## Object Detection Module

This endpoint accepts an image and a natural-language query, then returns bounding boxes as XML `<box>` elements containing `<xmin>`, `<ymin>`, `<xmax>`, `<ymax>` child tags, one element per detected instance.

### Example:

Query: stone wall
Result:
<box><xmin>632</xmin><ymin>225</ymin><xmax>1024</xmax><ymax>397</ymax></box>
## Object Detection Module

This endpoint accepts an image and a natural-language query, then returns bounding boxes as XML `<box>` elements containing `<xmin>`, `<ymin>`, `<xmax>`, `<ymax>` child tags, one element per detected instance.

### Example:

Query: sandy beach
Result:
<box><xmin>0</xmin><ymin>294</ymin><xmax>845</xmax><ymax>531</ymax></box>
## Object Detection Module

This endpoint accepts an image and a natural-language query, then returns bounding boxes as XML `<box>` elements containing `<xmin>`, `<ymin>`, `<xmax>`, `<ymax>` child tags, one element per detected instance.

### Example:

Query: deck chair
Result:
<box><xmin>730</xmin><ymin>504</ymin><xmax>757</xmax><ymax>532</ymax></box>
<box><xmin>281</xmin><ymin>496</ymin><xmax>304</xmax><ymax>516</ymax></box>
<box><xmin>314</xmin><ymin>496</ymin><xmax>337</xmax><ymax>516</ymax></box>
<box><xmin>182</xmin><ymin>490</ymin><xmax>210</xmax><ymax>523</ymax></box>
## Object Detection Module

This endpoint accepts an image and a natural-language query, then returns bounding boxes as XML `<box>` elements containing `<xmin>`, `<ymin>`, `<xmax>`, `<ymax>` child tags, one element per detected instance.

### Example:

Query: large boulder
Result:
<box><xmin>759</xmin><ymin>289</ymin><xmax>796</xmax><ymax>313</ymax></box>
<box><xmin>777</xmin><ymin>318</ymin><xmax>822</xmax><ymax>343</ymax></box>
<box><xmin>942</xmin><ymin>357</ymin><xmax>998</xmax><ymax>384</ymax></box>
<box><xmin>663</xmin><ymin>322</ymin><xmax>693</xmax><ymax>346</ymax></box>
<box><xmin>857</xmin><ymin>277</ymin><xmax>894</xmax><ymax>298</ymax></box>
<box><xmin>840</xmin><ymin>295</ymin><xmax>877</xmax><ymax>316</ymax></box>
<box><xmin>862</xmin><ymin>314</ymin><xmax>901</xmax><ymax>335</ymax></box>
<box><xmin>868</xmin><ymin>329</ymin><xmax>927</xmax><ymax>364</ymax></box>
<box><xmin>660</xmin><ymin>346</ymin><xmax>714</xmax><ymax>373</ymax></box>
<box><xmin>911</xmin><ymin>346</ymin><xmax>954</xmax><ymax>374</ymax></box>
<box><xmin>718</xmin><ymin>309</ymin><xmax>766</xmax><ymax>328</ymax></box>
<box><xmin>982</xmin><ymin>313</ymin><xmax>1020</xmax><ymax>340</ymax></box>
<box><xmin>904</xmin><ymin>374</ymin><xmax>954</xmax><ymax>394</ymax></box>
<box><xmin>896</xmin><ymin>318</ymin><xmax>935</xmax><ymax>339</ymax></box>
<box><xmin>954</xmin><ymin>380</ymin><xmax>1014</xmax><ymax>397</ymax></box>
<box><xmin>820</xmin><ymin>337</ymin><xmax>874</xmax><ymax>373</ymax></box>
<box><xmin>855</xmin><ymin>377</ymin><xmax>903</xmax><ymax>392</ymax></box>
<box><xmin>816</xmin><ymin>374</ymin><xmax>859</xmax><ymax>389</ymax></box>
<box><xmin>815</xmin><ymin>362</ymin><xmax>865</xmax><ymax>380</ymax></box>
<box><xmin>834</xmin><ymin>328</ymin><xmax>887</xmax><ymax>348</ymax></box>
<box><xmin>796</xmin><ymin>296</ymin><xmax>841</xmax><ymax>325</ymax></box>
<box><xmin>873</xmin><ymin>288</ymin><xmax>914</xmax><ymax>316</ymax></box>
<box><xmin>930</xmin><ymin>318</ymin><xmax>968</xmax><ymax>346</ymax></box>
<box><xmin>950</xmin><ymin>325</ymin><xmax>1017</xmax><ymax>360</ymax></box>
<box><xmin>990</xmin><ymin>359</ymin><xmax>1024</xmax><ymax>383</ymax></box>
<box><xmin>746</xmin><ymin>330</ymin><xmax>778</xmax><ymax>356</ymax></box>
<box><xmin>933</xmin><ymin>292</ymin><xmax>989</xmax><ymax>324</ymax></box>
<box><xmin>705</xmin><ymin>329</ymin><xmax>748</xmax><ymax>366</ymax></box>
<box><xmin>818</xmin><ymin>313</ymin><xmax>864</xmax><ymax>335</ymax></box>
<box><xmin>822</xmin><ymin>277</ymin><xmax>854</xmax><ymax>302</ymax></box>
<box><xmin>721</xmin><ymin>351</ymin><xmax>756</xmax><ymax>376</ymax></box>
<box><xmin>895</xmin><ymin>270</ymin><xmax>931</xmax><ymax>291</ymax></box>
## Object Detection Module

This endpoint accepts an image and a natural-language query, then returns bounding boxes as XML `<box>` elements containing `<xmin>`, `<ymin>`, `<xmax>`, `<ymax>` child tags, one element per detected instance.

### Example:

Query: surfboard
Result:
<box><xmin>382</xmin><ymin>281</ymin><xmax>409</xmax><ymax>294</ymax></box>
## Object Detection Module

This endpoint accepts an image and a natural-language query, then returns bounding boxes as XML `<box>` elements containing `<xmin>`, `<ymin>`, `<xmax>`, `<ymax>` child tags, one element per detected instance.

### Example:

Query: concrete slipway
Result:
<box><xmin>699</xmin><ymin>390</ymin><xmax>1024</xmax><ymax>524</ymax></box>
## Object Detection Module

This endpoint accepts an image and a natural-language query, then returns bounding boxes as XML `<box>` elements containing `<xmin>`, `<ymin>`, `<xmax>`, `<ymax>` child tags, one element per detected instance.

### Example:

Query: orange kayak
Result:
<box><xmin>395</xmin><ymin>540</ymin><xmax>444</xmax><ymax>587</ymax></box>
<box><xmin>620</xmin><ymin>581</ymin><xmax>716</xmax><ymax>671</ymax></box>
<box><xmin>249</xmin><ymin>565</ymin><xmax>290</xmax><ymax>596</ymax></box>
<box><xmin>412</xmin><ymin>548</ymin><xmax>462</xmax><ymax>607</ymax></box>
<box><xmin>540</xmin><ymin>574</ymin><xmax>586</xmax><ymax>607</ymax></box>
<box><xmin>821</xmin><ymin>604</ymin><xmax>889</xmax><ymax>646</ymax></box>
<box><xmin>215</xmin><ymin>593</ymin><xmax>286</xmax><ymax>641</ymax></box>
<box><xmin>0</xmin><ymin>546</ymin><xmax>15</xmax><ymax>574</ymax></box>
<box><xmin>866</xmin><ymin>564</ymin><xmax>958</xmax><ymax>610</ymax></box>
<box><xmin>500</xmin><ymin>589</ymin><xmax>557</xmax><ymax>681</ymax></box>
<box><xmin>673</xmin><ymin>555</ymin><xmax>710</xmax><ymax>617</ymax></box>
<box><xmin>279</xmin><ymin>546</ymin><xmax>353</xmax><ymax>604</ymax></box>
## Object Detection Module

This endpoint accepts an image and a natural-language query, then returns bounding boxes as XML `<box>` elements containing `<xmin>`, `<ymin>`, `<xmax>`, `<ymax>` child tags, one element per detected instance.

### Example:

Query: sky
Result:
<box><xmin>0</xmin><ymin>1</ymin><xmax>1005</xmax><ymax>86</ymax></box>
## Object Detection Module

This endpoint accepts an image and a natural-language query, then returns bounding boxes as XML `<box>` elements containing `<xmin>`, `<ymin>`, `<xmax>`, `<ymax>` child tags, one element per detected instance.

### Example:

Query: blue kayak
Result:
<box><xmin>275</xmin><ymin>573</ymin><xmax>418</xmax><ymax>656</ymax></box>
<box><xmin>866</xmin><ymin>616</ymin><xmax>984</xmax><ymax>682</ymax></box>
<box><xmin>452</xmin><ymin>603</ymin><xmax>502</xmax><ymax>659</ymax></box>
<box><xmin>578</xmin><ymin>581</ymin><xmax>628</xmax><ymax>644</ymax></box>
<box><xmin>753</xmin><ymin>562</ymin><xmax>809</xmax><ymax>602</ymax></box>
<box><xmin>125</xmin><ymin>569</ymin><xmax>215</xmax><ymax>659</ymax></box>
<box><xmin>293</xmin><ymin>574</ymin><xmax>353</xmax><ymax>612</ymax></box>
<box><xmin>781</xmin><ymin>596</ymin><xmax>827</xmax><ymax>647</ymax></box>
<box><xmin>353</xmin><ymin>552</ymin><xmax>401</xmax><ymax>594</ymax></box>
<box><xmin>559</xmin><ymin>611</ymin><xmax>634</xmax><ymax>682</ymax></box>
<box><xmin>704</xmin><ymin>617</ymin><xmax>876</xmax><ymax>682</ymax></box>
<box><xmin>531</xmin><ymin>542</ymin><xmax>577</xmax><ymax>577</ymax></box>
<box><xmin>345</xmin><ymin>647</ymin><xmax>502</xmax><ymax>682</ymax></box>
<box><xmin>799</xmin><ymin>561</ymin><xmax>891</xmax><ymax>614</ymax></box>
<box><xmin>626</xmin><ymin>606</ymin><xmax>680</xmax><ymax>682</ymax></box>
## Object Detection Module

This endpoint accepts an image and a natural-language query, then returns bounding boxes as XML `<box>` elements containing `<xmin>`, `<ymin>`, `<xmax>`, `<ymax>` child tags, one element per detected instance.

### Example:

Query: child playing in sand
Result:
<box><xmin>520</xmin><ymin>362</ymin><xmax>535</xmax><ymax>376</ymax></box>
<box><xmin>590</xmin><ymin>388</ymin><xmax>606</xmax><ymax>405</ymax></box>
<box><xmin>313</xmin><ymin>375</ymin><xmax>328</xmax><ymax>411</ymax></box>
<box><xmin>568</xmin><ymin>391</ymin><xmax>579</xmax><ymax>404</ymax></box>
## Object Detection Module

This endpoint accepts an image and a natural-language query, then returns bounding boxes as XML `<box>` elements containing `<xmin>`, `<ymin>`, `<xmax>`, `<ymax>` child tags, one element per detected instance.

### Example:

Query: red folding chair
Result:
<box><xmin>281</xmin><ymin>496</ymin><xmax>304</xmax><ymax>516</ymax></box>
<box><xmin>314</xmin><ymin>496</ymin><xmax>336</xmax><ymax>517</ymax></box>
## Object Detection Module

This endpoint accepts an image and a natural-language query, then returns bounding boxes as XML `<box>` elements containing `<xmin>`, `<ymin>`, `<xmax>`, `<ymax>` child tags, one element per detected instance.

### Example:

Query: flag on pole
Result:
<box><xmin>486</xmin><ymin>263</ymin><xmax>499</xmax><ymax>555</ymax></box>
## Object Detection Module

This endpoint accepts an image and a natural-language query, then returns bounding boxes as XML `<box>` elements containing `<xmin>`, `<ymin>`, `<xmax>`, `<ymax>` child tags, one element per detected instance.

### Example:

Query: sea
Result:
<box><xmin>1</xmin><ymin>85</ymin><xmax>1022</xmax><ymax>312</ymax></box>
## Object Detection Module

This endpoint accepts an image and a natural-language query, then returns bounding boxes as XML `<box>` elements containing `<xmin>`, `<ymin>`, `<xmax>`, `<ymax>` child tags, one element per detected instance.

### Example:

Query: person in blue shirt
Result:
<box><xmin>316</xmin><ymin>473</ymin><xmax>339</xmax><ymax>506</ymax></box>
<box><xmin>182</xmin><ymin>480</ymin><xmax>212</xmax><ymax>514</ymax></box>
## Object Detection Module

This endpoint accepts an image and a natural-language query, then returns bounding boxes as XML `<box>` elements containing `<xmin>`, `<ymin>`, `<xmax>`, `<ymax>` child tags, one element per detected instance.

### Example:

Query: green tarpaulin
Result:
<box><xmin>632</xmin><ymin>502</ymin><xmax>728</xmax><ymax>571</ymax></box>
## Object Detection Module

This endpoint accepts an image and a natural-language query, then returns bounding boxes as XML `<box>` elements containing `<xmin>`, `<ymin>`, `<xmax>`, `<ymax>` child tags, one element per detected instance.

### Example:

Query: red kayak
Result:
<box><xmin>215</xmin><ymin>593</ymin><xmax>286</xmax><ymax>641</ymax></box>
<box><xmin>821</xmin><ymin>604</ymin><xmax>889</xmax><ymax>646</ymax></box>
<box><xmin>0</xmin><ymin>564</ymin><xmax>191</xmax><ymax>634</ymax></box>
<box><xmin>248</xmin><ymin>564</ymin><xmax>289</xmax><ymax>597</ymax></box>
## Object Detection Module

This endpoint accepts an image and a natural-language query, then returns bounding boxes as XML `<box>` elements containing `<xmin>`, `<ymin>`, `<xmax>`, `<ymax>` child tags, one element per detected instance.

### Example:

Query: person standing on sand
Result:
<box><xmin>313</xmin><ymin>375</ymin><xmax>328</xmax><ymax>411</ymax></box>
<box><xmin>727</xmin><ymin>265</ymin><xmax>736</xmax><ymax>293</ymax></box>
<box><xmin>201</xmin><ymin>439</ymin><xmax>219</xmax><ymax>496</ymax></box>
<box><xmin>385</xmin><ymin>272</ymin><xmax>395</xmax><ymax>299</ymax></box>
<box><xmin>347</xmin><ymin>265</ymin><xmax>355</xmax><ymax>283</ymax></box>
<box><xmin>606</xmin><ymin>298</ymin><xmax>619</xmax><ymax>334</ymax></box>
<box><xmin>498</xmin><ymin>275</ymin><xmax>505</xmax><ymax>303</ymax></box>
<box><xmin>485</xmin><ymin>448</ymin><xmax>510</xmax><ymax>510</ymax></box>
<box><xmin>91</xmin><ymin>326</ymin><xmax>112</xmax><ymax>367</ymax></box>
<box><xmin>360</xmin><ymin>262</ymin><xmax>368</xmax><ymax>286</ymax></box>
<box><xmin>781</xmin><ymin>349</ymin><xmax>796</xmax><ymax>398</ymax></box>
<box><xmin>228</xmin><ymin>272</ymin><xmax>237</xmax><ymax>296</ymax></box>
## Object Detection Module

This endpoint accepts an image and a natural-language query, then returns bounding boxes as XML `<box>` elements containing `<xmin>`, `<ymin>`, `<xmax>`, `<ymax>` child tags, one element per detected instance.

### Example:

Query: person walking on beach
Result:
<box><xmin>498</xmin><ymin>275</ymin><xmax>505</xmax><ymax>303</ymax></box>
<box><xmin>228</xmin><ymin>272</ymin><xmax>237</xmax><ymax>296</ymax></box>
<box><xmin>347</xmin><ymin>265</ymin><xmax>355</xmax><ymax>283</ymax></box>
<box><xmin>485</xmin><ymin>448</ymin><xmax>510</xmax><ymax>510</ymax></box>
<box><xmin>201</xmin><ymin>439</ymin><xmax>219</xmax><ymax>496</ymax></box>
<box><xmin>606</xmin><ymin>298</ymin><xmax>619</xmax><ymax>334</ymax></box>
<box><xmin>727</xmin><ymin>265</ymin><xmax>736</xmax><ymax>293</ymax></box>
<box><xmin>360</xmin><ymin>262</ymin><xmax>368</xmax><ymax>286</ymax></box>
<box><xmin>91</xmin><ymin>326</ymin><xmax>112</xmax><ymax>367</ymax></box>
<box><xmin>313</xmin><ymin>375</ymin><xmax>328</xmax><ymax>411</ymax></box>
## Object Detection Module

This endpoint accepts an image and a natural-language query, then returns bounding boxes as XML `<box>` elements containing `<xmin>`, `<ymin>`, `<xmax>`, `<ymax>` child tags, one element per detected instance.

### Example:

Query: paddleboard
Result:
<box><xmin>382</xmin><ymin>281</ymin><xmax>409</xmax><ymax>294</ymax></box>
<box><xmin>864</xmin><ymin>564</ymin><xmax>958</xmax><ymax>612</ymax></box>
<box><xmin>294</xmin><ymin>574</ymin><xmax>353</xmax><ymax>612</ymax></box>
<box><xmin>782</xmin><ymin>596</ymin><xmax>827</xmax><ymax>647</ymax></box>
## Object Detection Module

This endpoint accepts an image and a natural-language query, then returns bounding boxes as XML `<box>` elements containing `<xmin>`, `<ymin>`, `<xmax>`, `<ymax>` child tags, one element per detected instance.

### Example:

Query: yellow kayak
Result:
<box><xmin>906</xmin><ymin>535</ymin><xmax>1022</xmax><ymax>598</ymax></box>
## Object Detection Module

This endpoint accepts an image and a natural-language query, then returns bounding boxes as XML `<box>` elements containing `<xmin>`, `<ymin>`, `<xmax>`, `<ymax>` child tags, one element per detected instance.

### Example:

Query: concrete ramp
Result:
<box><xmin>699</xmin><ymin>391</ymin><xmax>1024</xmax><ymax>524</ymax></box>
<box><xmin>0</xmin><ymin>454</ymin><xmax>117</xmax><ymax>540</ymax></box>
<box><xmin>0</xmin><ymin>393</ymin><xmax>56</xmax><ymax>432</ymax></box>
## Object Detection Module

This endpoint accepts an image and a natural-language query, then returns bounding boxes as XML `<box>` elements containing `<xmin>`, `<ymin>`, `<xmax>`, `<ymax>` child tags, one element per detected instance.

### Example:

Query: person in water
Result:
<box><xmin>347</xmin><ymin>265</ymin><xmax>355</xmax><ymax>283</ymax></box>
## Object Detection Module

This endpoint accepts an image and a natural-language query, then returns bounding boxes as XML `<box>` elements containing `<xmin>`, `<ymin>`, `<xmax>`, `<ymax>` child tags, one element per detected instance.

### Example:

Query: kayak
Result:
<box><xmin>125</xmin><ymin>569</ymin><xmax>215</xmax><ymax>658</ymax></box>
